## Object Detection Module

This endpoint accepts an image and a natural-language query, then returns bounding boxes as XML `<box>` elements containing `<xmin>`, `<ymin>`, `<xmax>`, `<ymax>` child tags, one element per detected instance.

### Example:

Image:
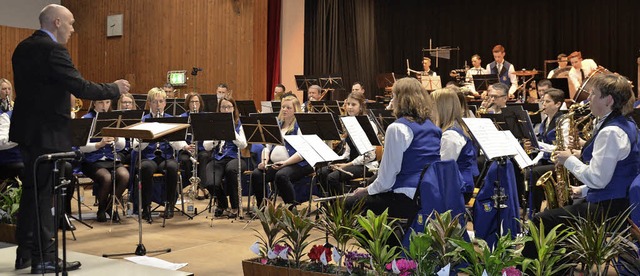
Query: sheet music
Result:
<box><xmin>284</xmin><ymin>135</ymin><xmax>341</xmax><ymax>167</ymax></box>
<box><xmin>502</xmin><ymin>131</ymin><xmax>535</xmax><ymax>169</ymax></box>
<box><xmin>462</xmin><ymin>118</ymin><xmax>517</xmax><ymax>160</ymax></box>
<box><xmin>260</xmin><ymin>101</ymin><xmax>273</xmax><ymax>113</ymax></box>
<box><xmin>340</xmin><ymin>116</ymin><xmax>375</xmax><ymax>155</ymax></box>
<box><xmin>129</xmin><ymin>122</ymin><xmax>179</xmax><ymax>135</ymax></box>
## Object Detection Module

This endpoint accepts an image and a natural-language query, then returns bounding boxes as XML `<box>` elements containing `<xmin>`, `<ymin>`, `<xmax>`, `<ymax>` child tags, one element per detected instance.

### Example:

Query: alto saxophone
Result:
<box><xmin>537</xmin><ymin>112</ymin><xmax>572</xmax><ymax>209</ymax></box>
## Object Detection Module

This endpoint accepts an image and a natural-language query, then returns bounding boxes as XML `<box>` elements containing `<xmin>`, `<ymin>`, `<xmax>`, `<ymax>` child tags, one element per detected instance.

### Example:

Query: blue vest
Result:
<box><xmin>448</xmin><ymin>127</ymin><xmax>479</xmax><ymax>193</ymax></box>
<box><xmin>213</xmin><ymin>121</ymin><xmax>243</xmax><ymax>160</ymax></box>
<box><xmin>391</xmin><ymin>117</ymin><xmax>441</xmax><ymax>191</ymax></box>
<box><xmin>489</xmin><ymin>60</ymin><xmax>512</xmax><ymax>87</ymax></box>
<box><xmin>281</xmin><ymin>123</ymin><xmax>309</xmax><ymax>167</ymax></box>
<box><xmin>81</xmin><ymin>112</ymin><xmax>119</xmax><ymax>163</ymax></box>
<box><xmin>141</xmin><ymin>113</ymin><xmax>176</xmax><ymax>160</ymax></box>
<box><xmin>582</xmin><ymin>115</ymin><xmax>640</xmax><ymax>203</ymax></box>
<box><xmin>0</xmin><ymin>110</ymin><xmax>22</xmax><ymax>164</ymax></box>
<box><xmin>537</xmin><ymin>112</ymin><xmax>563</xmax><ymax>161</ymax></box>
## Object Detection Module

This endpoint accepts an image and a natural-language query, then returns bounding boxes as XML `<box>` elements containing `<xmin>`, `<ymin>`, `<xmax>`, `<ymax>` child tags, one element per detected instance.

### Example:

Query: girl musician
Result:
<box><xmin>134</xmin><ymin>87</ymin><xmax>190</xmax><ymax>221</ymax></box>
<box><xmin>346</xmin><ymin>77</ymin><xmax>441</xmax><ymax>221</ymax></box>
<box><xmin>527</xmin><ymin>88</ymin><xmax>568</xmax><ymax>213</ymax></box>
<box><xmin>432</xmin><ymin>88</ymin><xmax>479</xmax><ymax>203</ymax></box>
<box><xmin>250</xmin><ymin>95</ymin><xmax>314</xmax><ymax>208</ymax></box>
<box><xmin>79</xmin><ymin>99</ymin><xmax>129</xmax><ymax>222</ymax></box>
<box><xmin>318</xmin><ymin>92</ymin><xmax>378</xmax><ymax>196</ymax></box>
<box><xmin>202</xmin><ymin>97</ymin><xmax>247</xmax><ymax>218</ymax></box>
<box><xmin>117</xmin><ymin>92</ymin><xmax>135</xmax><ymax>111</ymax></box>
<box><xmin>179</xmin><ymin>92</ymin><xmax>210</xmax><ymax>199</ymax></box>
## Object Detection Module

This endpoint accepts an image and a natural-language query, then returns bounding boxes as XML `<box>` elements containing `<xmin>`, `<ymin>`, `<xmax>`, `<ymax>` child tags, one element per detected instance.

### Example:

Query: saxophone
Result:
<box><xmin>536</xmin><ymin>112</ymin><xmax>572</xmax><ymax>209</ymax></box>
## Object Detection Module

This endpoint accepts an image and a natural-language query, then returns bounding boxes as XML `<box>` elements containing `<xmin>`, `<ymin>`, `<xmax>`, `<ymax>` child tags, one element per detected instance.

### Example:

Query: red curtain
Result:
<box><xmin>266</xmin><ymin>0</ymin><xmax>282</xmax><ymax>100</ymax></box>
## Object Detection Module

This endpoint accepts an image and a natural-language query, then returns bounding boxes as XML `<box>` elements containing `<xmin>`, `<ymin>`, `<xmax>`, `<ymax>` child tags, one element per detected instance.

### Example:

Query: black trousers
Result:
<box><xmin>0</xmin><ymin>161</ymin><xmax>24</xmax><ymax>181</ymax></box>
<box><xmin>179</xmin><ymin>150</ymin><xmax>210</xmax><ymax>188</ymax></box>
<box><xmin>205</xmin><ymin>157</ymin><xmax>247</xmax><ymax>209</ymax></box>
<box><xmin>140</xmin><ymin>158</ymin><xmax>179</xmax><ymax>208</ymax></box>
<box><xmin>16</xmin><ymin>146</ymin><xmax>73</xmax><ymax>263</ymax></box>
<box><xmin>317</xmin><ymin>164</ymin><xmax>369</xmax><ymax>196</ymax></box>
<box><xmin>345</xmin><ymin>190</ymin><xmax>420</xmax><ymax>222</ymax></box>
<box><xmin>250</xmin><ymin>164</ymin><xmax>314</xmax><ymax>205</ymax></box>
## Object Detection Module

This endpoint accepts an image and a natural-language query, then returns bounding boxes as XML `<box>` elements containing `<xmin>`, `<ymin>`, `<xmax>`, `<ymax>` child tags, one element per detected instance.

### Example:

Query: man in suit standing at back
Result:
<box><xmin>10</xmin><ymin>4</ymin><xmax>130</xmax><ymax>273</ymax></box>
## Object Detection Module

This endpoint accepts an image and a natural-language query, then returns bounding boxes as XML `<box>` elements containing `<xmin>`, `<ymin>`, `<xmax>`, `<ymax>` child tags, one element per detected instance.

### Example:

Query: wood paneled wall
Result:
<box><xmin>62</xmin><ymin>0</ymin><xmax>268</xmax><ymax>105</ymax></box>
<box><xmin>0</xmin><ymin>25</ymin><xmax>78</xmax><ymax>89</ymax></box>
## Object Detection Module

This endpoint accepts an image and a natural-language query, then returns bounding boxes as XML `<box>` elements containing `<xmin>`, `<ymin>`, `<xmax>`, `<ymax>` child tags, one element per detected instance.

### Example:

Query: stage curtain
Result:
<box><xmin>267</xmin><ymin>0</ymin><xmax>282</xmax><ymax>100</ymax></box>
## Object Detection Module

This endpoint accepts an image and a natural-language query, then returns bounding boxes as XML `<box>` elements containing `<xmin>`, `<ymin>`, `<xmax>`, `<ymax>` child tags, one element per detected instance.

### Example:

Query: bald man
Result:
<box><xmin>11</xmin><ymin>4</ymin><xmax>129</xmax><ymax>273</ymax></box>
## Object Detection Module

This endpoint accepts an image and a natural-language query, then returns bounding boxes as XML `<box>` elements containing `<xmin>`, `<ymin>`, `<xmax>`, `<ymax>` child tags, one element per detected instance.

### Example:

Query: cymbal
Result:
<box><xmin>513</xmin><ymin>70</ymin><xmax>539</xmax><ymax>76</ymax></box>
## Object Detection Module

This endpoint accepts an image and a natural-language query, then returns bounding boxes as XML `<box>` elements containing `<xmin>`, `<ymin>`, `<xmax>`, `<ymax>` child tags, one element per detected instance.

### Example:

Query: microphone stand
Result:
<box><xmin>53</xmin><ymin>159</ymin><xmax>71</xmax><ymax>276</ymax></box>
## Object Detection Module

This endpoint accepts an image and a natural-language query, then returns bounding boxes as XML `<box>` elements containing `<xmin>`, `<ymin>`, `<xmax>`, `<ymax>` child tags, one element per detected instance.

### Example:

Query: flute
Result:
<box><xmin>313</xmin><ymin>193</ymin><xmax>352</xmax><ymax>202</ymax></box>
<box><xmin>330</xmin><ymin>165</ymin><xmax>354</xmax><ymax>177</ymax></box>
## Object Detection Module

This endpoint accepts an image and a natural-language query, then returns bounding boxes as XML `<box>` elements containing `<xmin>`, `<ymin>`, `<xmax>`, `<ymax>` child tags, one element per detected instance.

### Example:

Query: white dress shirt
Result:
<box><xmin>202</xmin><ymin>126</ymin><xmax>248</xmax><ymax>151</ymax></box>
<box><xmin>440</xmin><ymin>129</ymin><xmax>466</xmax><ymax>161</ymax></box>
<box><xmin>367</xmin><ymin>122</ymin><xmax>416</xmax><ymax>199</ymax></box>
<box><xmin>0</xmin><ymin>113</ymin><xmax>18</xmax><ymax>150</ymax></box>
<box><xmin>568</xmin><ymin>59</ymin><xmax>598</xmax><ymax>90</ymax></box>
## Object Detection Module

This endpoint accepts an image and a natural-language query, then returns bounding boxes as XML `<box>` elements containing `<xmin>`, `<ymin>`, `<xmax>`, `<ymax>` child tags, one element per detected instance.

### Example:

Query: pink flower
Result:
<box><xmin>502</xmin><ymin>266</ymin><xmax>522</xmax><ymax>276</ymax></box>
<box><xmin>385</xmin><ymin>259</ymin><xmax>416</xmax><ymax>275</ymax></box>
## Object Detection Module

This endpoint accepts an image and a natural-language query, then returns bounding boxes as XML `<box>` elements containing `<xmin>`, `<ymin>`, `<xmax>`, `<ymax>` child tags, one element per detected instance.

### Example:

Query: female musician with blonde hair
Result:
<box><xmin>0</xmin><ymin>78</ymin><xmax>22</xmax><ymax>183</ymax></box>
<box><xmin>250</xmin><ymin>95</ymin><xmax>314</xmax><ymax>207</ymax></box>
<box><xmin>432</xmin><ymin>88</ymin><xmax>479</xmax><ymax>203</ymax></box>
<box><xmin>202</xmin><ymin>96</ymin><xmax>247</xmax><ymax>218</ymax></box>
<box><xmin>117</xmin><ymin>92</ymin><xmax>135</xmax><ymax>111</ymax></box>
<box><xmin>318</xmin><ymin>92</ymin><xmax>378</xmax><ymax>195</ymax></box>
<box><xmin>346</xmin><ymin>77</ymin><xmax>441</xmax><ymax>221</ymax></box>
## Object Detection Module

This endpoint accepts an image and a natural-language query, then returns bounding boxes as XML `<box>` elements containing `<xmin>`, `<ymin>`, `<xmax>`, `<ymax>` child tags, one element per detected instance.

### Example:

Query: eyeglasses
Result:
<box><xmin>121</xmin><ymin>101</ymin><xmax>133</xmax><ymax>105</ymax></box>
<box><xmin>190</xmin><ymin>100</ymin><xmax>200</xmax><ymax>103</ymax></box>
<box><xmin>220</xmin><ymin>105</ymin><xmax>234</xmax><ymax>110</ymax></box>
<box><xmin>487</xmin><ymin>94</ymin><xmax>507</xmax><ymax>99</ymax></box>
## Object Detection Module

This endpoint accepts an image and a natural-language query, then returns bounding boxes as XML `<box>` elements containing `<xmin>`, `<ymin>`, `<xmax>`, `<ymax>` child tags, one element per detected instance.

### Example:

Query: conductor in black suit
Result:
<box><xmin>10</xmin><ymin>4</ymin><xmax>130</xmax><ymax>273</ymax></box>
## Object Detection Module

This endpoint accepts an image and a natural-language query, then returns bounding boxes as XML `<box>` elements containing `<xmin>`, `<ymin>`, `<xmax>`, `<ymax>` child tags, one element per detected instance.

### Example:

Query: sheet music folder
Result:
<box><xmin>462</xmin><ymin>118</ymin><xmax>534</xmax><ymax>169</ymax></box>
<box><xmin>340</xmin><ymin>116</ymin><xmax>377</xmax><ymax>155</ymax></box>
<box><xmin>284</xmin><ymin>135</ymin><xmax>342</xmax><ymax>167</ymax></box>
<box><xmin>102</xmin><ymin>122</ymin><xmax>190</xmax><ymax>140</ymax></box>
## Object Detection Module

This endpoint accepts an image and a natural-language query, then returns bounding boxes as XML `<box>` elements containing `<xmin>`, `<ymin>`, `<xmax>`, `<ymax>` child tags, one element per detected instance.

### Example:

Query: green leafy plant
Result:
<box><xmin>404</xmin><ymin>210</ymin><xmax>466</xmax><ymax>275</ymax></box>
<box><xmin>453</xmin><ymin>231</ymin><xmax>529</xmax><ymax>276</ymax></box>
<box><xmin>521</xmin><ymin>219</ymin><xmax>575</xmax><ymax>276</ymax></box>
<box><xmin>279</xmin><ymin>205</ymin><xmax>319</xmax><ymax>268</ymax></box>
<box><xmin>251</xmin><ymin>201</ymin><xmax>285</xmax><ymax>261</ymax></box>
<box><xmin>317</xmin><ymin>197</ymin><xmax>364</xmax><ymax>259</ymax></box>
<box><xmin>348</xmin><ymin>209</ymin><xmax>401</xmax><ymax>275</ymax></box>
<box><xmin>563</xmin><ymin>207</ymin><xmax>635</xmax><ymax>276</ymax></box>
<box><xmin>0</xmin><ymin>179</ymin><xmax>21</xmax><ymax>224</ymax></box>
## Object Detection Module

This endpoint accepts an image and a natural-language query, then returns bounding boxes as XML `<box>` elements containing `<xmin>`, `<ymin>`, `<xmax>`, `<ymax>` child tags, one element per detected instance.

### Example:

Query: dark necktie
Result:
<box><xmin>580</xmin><ymin>69</ymin><xmax>585</xmax><ymax>82</ymax></box>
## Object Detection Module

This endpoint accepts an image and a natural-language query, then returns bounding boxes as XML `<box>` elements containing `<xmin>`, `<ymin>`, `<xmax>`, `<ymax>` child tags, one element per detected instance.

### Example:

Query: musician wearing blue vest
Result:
<box><xmin>0</xmin><ymin>78</ymin><xmax>23</xmax><ymax>182</ymax></box>
<box><xmin>251</xmin><ymin>95</ymin><xmax>314</xmax><ymax>207</ymax></box>
<box><xmin>203</xmin><ymin>97</ymin><xmax>247</xmax><ymax>218</ymax></box>
<box><xmin>134</xmin><ymin>87</ymin><xmax>190</xmax><ymax>221</ymax></box>
<box><xmin>485</xmin><ymin>45</ymin><xmax>517</xmax><ymax>97</ymax></box>
<box><xmin>178</xmin><ymin>92</ymin><xmax>209</xmax><ymax>196</ymax></box>
<box><xmin>523</xmin><ymin>73</ymin><xmax>640</xmax><ymax>259</ymax></box>
<box><xmin>346</xmin><ymin>77</ymin><xmax>441</xmax><ymax>221</ymax></box>
<box><xmin>79</xmin><ymin>99</ymin><xmax>129</xmax><ymax>222</ymax></box>
<box><xmin>432</xmin><ymin>88</ymin><xmax>479</xmax><ymax>203</ymax></box>
<box><xmin>301</xmin><ymin>85</ymin><xmax>322</xmax><ymax>112</ymax></box>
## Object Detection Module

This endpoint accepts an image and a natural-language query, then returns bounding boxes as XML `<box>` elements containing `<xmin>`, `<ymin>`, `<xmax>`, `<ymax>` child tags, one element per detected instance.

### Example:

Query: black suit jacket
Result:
<box><xmin>10</xmin><ymin>30</ymin><xmax>120</xmax><ymax>151</ymax></box>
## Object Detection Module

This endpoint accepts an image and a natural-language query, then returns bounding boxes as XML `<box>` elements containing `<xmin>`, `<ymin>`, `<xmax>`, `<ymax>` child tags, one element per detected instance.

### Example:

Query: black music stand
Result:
<box><xmin>201</xmin><ymin>94</ymin><xmax>219</xmax><ymax>112</ymax></box>
<box><xmin>189</xmin><ymin>112</ymin><xmax>236</xmax><ymax>217</ymax></box>
<box><xmin>368</xmin><ymin>109</ymin><xmax>395</xmax><ymax>133</ymax></box>
<box><xmin>319</xmin><ymin>75</ymin><xmax>345</xmax><ymax>101</ymax></box>
<box><xmin>547</xmin><ymin>78</ymin><xmax>571</xmax><ymax>100</ymax></box>
<box><xmin>101</xmin><ymin>121</ymin><xmax>189</xmax><ymax>258</ymax></box>
<box><xmin>165</xmin><ymin>98</ymin><xmax>187</xmax><ymax>116</ymax></box>
<box><xmin>236</xmin><ymin>100</ymin><xmax>258</xmax><ymax>116</ymax></box>
<box><xmin>132</xmin><ymin>94</ymin><xmax>147</xmax><ymax>111</ymax></box>
<box><xmin>367</xmin><ymin>102</ymin><xmax>386</xmax><ymax>110</ymax></box>
<box><xmin>353</xmin><ymin>115</ymin><xmax>382</xmax><ymax>147</ymax></box>
<box><xmin>521</xmin><ymin>102</ymin><xmax>542</xmax><ymax>125</ymax></box>
<box><xmin>143</xmin><ymin>116</ymin><xmax>193</xmax><ymax>225</ymax></box>
<box><xmin>68</xmin><ymin>118</ymin><xmax>96</xmax><ymax>230</ymax></box>
<box><xmin>295</xmin><ymin>113</ymin><xmax>341</xmax><ymax>141</ymax></box>
<box><xmin>295</xmin><ymin>75</ymin><xmax>320</xmax><ymax>100</ymax></box>
<box><xmin>473</xmin><ymin>74</ymin><xmax>500</xmax><ymax>92</ymax></box>
<box><xmin>500</xmin><ymin>106</ymin><xmax>539</xmax><ymax>150</ymax></box>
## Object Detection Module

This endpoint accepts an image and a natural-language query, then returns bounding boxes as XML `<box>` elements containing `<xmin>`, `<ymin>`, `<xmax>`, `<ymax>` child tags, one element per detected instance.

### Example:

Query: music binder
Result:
<box><xmin>283</xmin><ymin>135</ymin><xmax>342</xmax><ymax>167</ymax></box>
<box><xmin>461</xmin><ymin>118</ymin><xmax>533</xmax><ymax>169</ymax></box>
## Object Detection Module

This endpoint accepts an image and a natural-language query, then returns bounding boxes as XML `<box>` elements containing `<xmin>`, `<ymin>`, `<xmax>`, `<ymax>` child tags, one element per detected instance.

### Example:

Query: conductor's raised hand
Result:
<box><xmin>114</xmin><ymin>79</ymin><xmax>131</xmax><ymax>94</ymax></box>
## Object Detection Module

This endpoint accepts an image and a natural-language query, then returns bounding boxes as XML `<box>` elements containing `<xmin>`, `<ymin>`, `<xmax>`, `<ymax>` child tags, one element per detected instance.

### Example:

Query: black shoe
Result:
<box><xmin>96</xmin><ymin>210</ymin><xmax>108</xmax><ymax>222</ymax></box>
<box><xmin>141</xmin><ymin>208</ymin><xmax>153</xmax><ymax>223</ymax></box>
<box><xmin>160</xmin><ymin>206</ymin><xmax>174</xmax><ymax>219</ymax></box>
<box><xmin>214</xmin><ymin>208</ymin><xmax>224</xmax><ymax>217</ymax></box>
<box><xmin>14</xmin><ymin>257</ymin><xmax>31</xmax><ymax>270</ymax></box>
<box><xmin>31</xmin><ymin>260</ymin><xmax>81</xmax><ymax>274</ymax></box>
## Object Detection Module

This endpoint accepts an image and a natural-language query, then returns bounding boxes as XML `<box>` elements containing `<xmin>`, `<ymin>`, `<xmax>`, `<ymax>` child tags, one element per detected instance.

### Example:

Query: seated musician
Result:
<box><xmin>432</xmin><ymin>88</ymin><xmax>479</xmax><ymax>203</ymax></box>
<box><xmin>479</xmin><ymin>83</ymin><xmax>509</xmax><ymax>114</ymax></box>
<box><xmin>79</xmin><ymin>99</ymin><xmax>129</xmax><ymax>222</ymax></box>
<box><xmin>523</xmin><ymin>73</ymin><xmax>640</xmax><ymax>259</ymax></box>
<box><xmin>0</xmin><ymin>78</ymin><xmax>23</xmax><ymax>183</ymax></box>
<box><xmin>526</xmin><ymin>89</ymin><xmax>569</xmax><ymax>213</ymax></box>
<box><xmin>346</xmin><ymin>77</ymin><xmax>441</xmax><ymax>222</ymax></box>
<box><xmin>216</xmin><ymin>83</ymin><xmax>230</xmax><ymax>101</ymax></box>
<box><xmin>486</xmin><ymin>45</ymin><xmax>518</xmax><ymax>96</ymax></box>
<box><xmin>547</xmin><ymin>53</ymin><xmax>569</xmax><ymax>78</ymax></box>
<box><xmin>202</xmin><ymin>97</ymin><xmax>247</xmax><ymax>218</ymax></box>
<box><xmin>568</xmin><ymin>51</ymin><xmax>598</xmax><ymax>91</ymax></box>
<box><xmin>250</xmin><ymin>95</ymin><xmax>314</xmax><ymax>207</ymax></box>
<box><xmin>116</xmin><ymin>93</ymin><xmax>136</xmax><ymax>165</ymax></box>
<box><xmin>302</xmin><ymin>85</ymin><xmax>322</xmax><ymax>112</ymax></box>
<box><xmin>318</xmin><ymin>92</ymin><xmax>378</xmax><ymax>196</ymax></box>
<box><xmin>134</xmin><ymin>87</ymin><xmax>191</xmax><ymax>221</ymax></box>
<box><xmin>178</xmin><ymin>92</ymin><xmax>210</xmax><ymax>196</ymax></box>
<box><xmin>273</xmin><ymin>83</ymin><xmax>286</xmax><ymax>101</ymax></box>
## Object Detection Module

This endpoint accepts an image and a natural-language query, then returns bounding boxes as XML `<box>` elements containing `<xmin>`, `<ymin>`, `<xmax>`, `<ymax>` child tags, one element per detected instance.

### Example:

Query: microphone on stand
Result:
<box><xmin>38</xmin><ymin>150</ymin><xmax>83</xmax><ymax>161</ymax></box>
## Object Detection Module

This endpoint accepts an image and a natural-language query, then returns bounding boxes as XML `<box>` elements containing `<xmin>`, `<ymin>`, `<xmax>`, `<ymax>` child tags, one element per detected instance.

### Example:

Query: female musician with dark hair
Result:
<box><xmin>79</xmin><ymin>99</ymin><xmax>129</xmax><ymax>222</ymax></box>
<box><xmin>318</xmin><ymin>92</ymin><xmax>378</xmax><ymax>195</ymax></box>
<box><xmin>251</xmin><ymin>95</ymin><xmax>314</xmax><ymax>207</ymax></box>
<box><xmin>178</xmin><ymin>92</ymin><xmax>209</xmax><ymax>198</ymax></box>
<box><xmin>432</xmin><ymin>88</ymin><xmax>479</xmax><ymax>203</ymax></box>
<box><xmin>202</xmin><ymin>96</ymin><xmax>247</xmax><ymax>218</ymax></box>
<box><xmin>523</xmin><ymin>73</ymin><xmax>640</xmax><ymax>260</ymax></box>
<box><xmin>346</xmin><ymin>77</ymin><xmax>441</xmax><ymax>221</ymax></box>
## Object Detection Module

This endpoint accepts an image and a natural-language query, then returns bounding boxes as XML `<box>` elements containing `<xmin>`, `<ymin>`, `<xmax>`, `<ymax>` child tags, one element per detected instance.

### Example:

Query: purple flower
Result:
<box><xmin>502</xmin><ymin>266</ymin><xmax>522</xmax><ymax>276</ymax></box>
<box><xmin>344</xmin><ymin>251</ymin><xmax>370</xmax><ymax>274</ymax></box>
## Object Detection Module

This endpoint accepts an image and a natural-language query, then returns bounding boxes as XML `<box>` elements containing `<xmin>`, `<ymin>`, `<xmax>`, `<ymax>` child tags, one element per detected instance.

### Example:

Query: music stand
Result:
<box><xmin>319</xmin><ymin>75</ymin><xmax>345</xmax><ymax>101</ymax></box>
<box><xmin>521</xmin><ymin>103</ymin><xmax>542</xmax><ymax>125</ymax></box>
<box><xmin>295</xmin><ymin>75</ymin><xmax>320</xmax><ymax>100</ymax></box>
<box><xmin>236</xmin><ymin>100</ymin><xmax>258</xmax><ymax>116</ymax></box>
<box><xmin>69</xmin><ymin>118</ymin><xmax>97</xmax><ymax>230</ymax></box>
<box><xmin>309</xmin><ymin>101</ymin><xmax>341</xmax><ymax>114</ymax></box>
<box><xmin>295</xmin><ymin>113</ymin><xmax>341</xmax><ymax>141</ymax></box>
<box><xmin>165</xmin><ymin>98</ymin><xmax>186</xmax><ymax>116</ymax></box>
<box><xmin>260</xmin><ymin>101</ymin><xmax>281</xmax><ymax>113</ymax></box>
<box><xmin>500</xmin><ymin>106</ymin><xmax>539</xmax><ymax>150</ymax></box>
<box><xmin>368</xmin><ymin>109</ymin><xmax>395</xmax><ymax>133</ymax></box>
<box><xmin>472</xmin><ymin>74</ymin><xmax>500</xmax><ymax>92</ymax></box>
<box><xmin>547</xmin><ymin>78</ymin><xmax>571</xmax><ymax>100</ymax></box>
<box><xmin>101</xmin><ymin>121</ymin><xmax>189</xmax><ymax>257</ymax></box>
<box><xmin>421</xmin><ymin>75</ymin><xmax>442</xmax><ymax>91</ymax></box>
<box><xmin>341</xmin><ymin>115</ymin><xmax>381</xmax><ymax>189</ymax></box>
<box><xmin>189</xmin><ymin>112</ymin><xmax>237</xmax><ymax>217</ymax></box>
<box><xmin>201</xmin><ymin>94</ymin><xmax>219</xmax><ymax>112</ymax></box>
<box><xmin>132</xmin><ymin>94</ymin><xmax>148</xmax><ymax>111</ymax></box>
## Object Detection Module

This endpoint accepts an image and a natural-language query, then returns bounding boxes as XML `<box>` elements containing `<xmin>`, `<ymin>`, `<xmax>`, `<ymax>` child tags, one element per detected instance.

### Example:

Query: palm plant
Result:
<box><xmin>279</xmin><ymin>205</ymin><xmax>319</xmax><ymax>268</ymax></box>
<box><xmin>453</xmin><ymin>231</ymin><xmax>529</xmax><ymax>276</ymax></box>
<box><xmin>316</xmin><ymin>197</ymin><xmax>364</xmax><ymax>258</ymax></box>
<box><xmin>521</xmin><ymin>220</ymin><xmax>575</xmax><ymax>276</ymax></box>
<box><xmin>252</xmin><ymin>201</ymin><xmax>285</xmax><ymax>259</ymax></box>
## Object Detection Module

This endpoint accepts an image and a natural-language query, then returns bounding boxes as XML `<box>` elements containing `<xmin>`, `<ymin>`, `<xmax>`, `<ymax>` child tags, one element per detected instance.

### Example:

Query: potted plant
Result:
<box><xmin>279</xmin><ymin>205</ymin><xmax>320</xmax><ymax>268</ymax></box>
<box><xmin>452</xmin><ymin>230</ymin><xmax>529</xmax><ymax>276</ymax></box>
<box><xmin>243</xmin><ymin>201</ymin><xmax>289</xmax><ymax>275</ymax></box>
<box><xmin>520</xmin><ymin>220</ymin><xmax>575</xmax><ymax>276</ymax></box>
<box><xmin>0</xmin><ymin>177</ymin><xmax>21</xmax><ymax>244</ymax></box>
<box><xmin>316</xmin><ymin>197</ymin><xmax>364</xmax><ymax>266</ymax></box>
<box><xmin>348</xmin><ymin>209</ymin><xmax>401</xmax><ymax>275</ymax></box>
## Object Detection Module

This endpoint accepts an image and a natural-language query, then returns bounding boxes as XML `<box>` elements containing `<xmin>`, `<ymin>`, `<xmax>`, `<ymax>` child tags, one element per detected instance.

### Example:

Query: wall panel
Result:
<box><xmin>62</xmin><ymin>0</ymin><xmax>268</xmax><ymax>104</ymax></box>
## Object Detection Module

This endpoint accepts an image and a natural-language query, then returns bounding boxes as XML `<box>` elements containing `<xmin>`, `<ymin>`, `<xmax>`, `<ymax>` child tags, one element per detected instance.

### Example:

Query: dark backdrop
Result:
<box><xmin>305</xmin><ymin>0</ymin><xmax>640</xmax><ymax>100</ymax></box>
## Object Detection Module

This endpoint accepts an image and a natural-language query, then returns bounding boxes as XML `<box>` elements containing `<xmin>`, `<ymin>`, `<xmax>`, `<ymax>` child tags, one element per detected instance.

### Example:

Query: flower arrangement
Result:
<box><xmin>343</xmin><ymin>251</ymin><xmax>370</xmax><ymax>275</ymax></box>
<box><xmin>385</xmin><ymin>258</ymin><xmax>417</xmax><ymax>276</ymax></box>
